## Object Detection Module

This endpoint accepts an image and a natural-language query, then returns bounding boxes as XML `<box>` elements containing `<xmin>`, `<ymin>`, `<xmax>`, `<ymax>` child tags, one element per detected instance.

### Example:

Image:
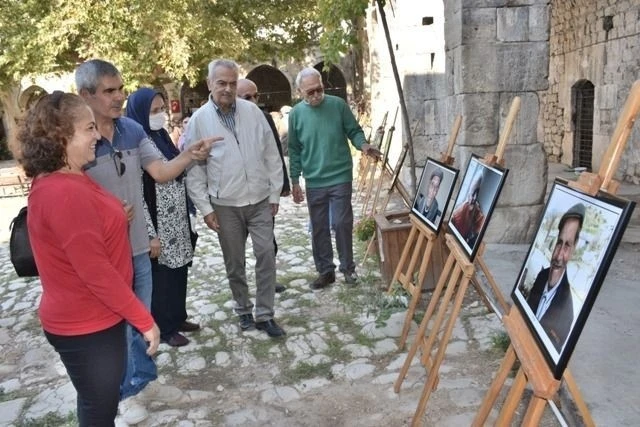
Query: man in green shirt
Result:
<box><xmin>288</xmin><ymin>67</ymin><xmax>380</xmax><ymax>289</ymax></box>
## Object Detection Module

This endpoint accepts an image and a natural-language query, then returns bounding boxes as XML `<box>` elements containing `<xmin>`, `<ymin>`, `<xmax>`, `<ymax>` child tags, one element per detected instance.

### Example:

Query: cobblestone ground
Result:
<box><xmin>0</xmin><ymin>181</ymin><xmax>562</xmax><ymax>427</ymax></box>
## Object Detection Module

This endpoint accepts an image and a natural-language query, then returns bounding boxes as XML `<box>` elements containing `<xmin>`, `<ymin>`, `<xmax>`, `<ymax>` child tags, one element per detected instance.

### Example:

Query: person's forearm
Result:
<box><xmin>153</xmin><ymin>151</ymin><xmax>192</xmax><ymax>183</ymax></box>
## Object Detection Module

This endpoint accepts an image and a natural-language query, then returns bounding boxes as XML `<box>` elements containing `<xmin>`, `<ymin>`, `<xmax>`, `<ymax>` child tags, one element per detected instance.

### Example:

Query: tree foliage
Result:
<box><xmin>317</xmin><ymin>0</ymin><xmax>370</xmax><ymax>66</ymax></box>
<box><xmin>0</xmin><ymin>0</ymin><xmax>322</xmax><ymax>90</ymax></box>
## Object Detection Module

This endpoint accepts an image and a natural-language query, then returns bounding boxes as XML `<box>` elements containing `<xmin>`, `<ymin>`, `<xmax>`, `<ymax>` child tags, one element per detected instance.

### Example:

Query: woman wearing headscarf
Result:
<box><xmin>126</xmin><ymin>88</ymin><xmax>200</xmax><ymax>347</ymax></box>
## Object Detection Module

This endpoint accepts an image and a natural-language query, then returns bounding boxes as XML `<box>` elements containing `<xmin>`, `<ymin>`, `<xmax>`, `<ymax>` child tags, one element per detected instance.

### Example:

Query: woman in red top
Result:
<box><xmin>16</xmin><ymin>91</ymin><xmax>160</xmax><ymax>426</ymax></box>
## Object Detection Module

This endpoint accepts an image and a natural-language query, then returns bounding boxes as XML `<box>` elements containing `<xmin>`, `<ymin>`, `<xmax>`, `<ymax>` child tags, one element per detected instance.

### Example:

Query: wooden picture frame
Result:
<box><xmin>411</xmin><ymin>157</ymin><xmax>458</xmax><ymax>234</ymax></box>
<box><xmin>511</xmin><ymin>180</ymin><xmax>635</xmax><ymax>379</ymax></box>
<box><xmin>447</xmin><ymin>155</ymin><xmax>508</xmax><ymax>261</ymax></box>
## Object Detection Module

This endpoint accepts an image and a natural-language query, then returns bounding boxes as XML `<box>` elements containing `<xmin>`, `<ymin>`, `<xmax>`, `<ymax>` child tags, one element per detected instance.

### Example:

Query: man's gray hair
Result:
<box><xmin>207</xmin><ymin>59</ymin><xmax>239</xmax><ymax>80</ymax></box>
<box><xmin>295</xmin><ymin>67</ymin><xmax>322</xmax><ymax>88</ymax></box>
<box><xmin>75</xmin><ymin>59</ymin><xmax>120</xmax><ymax>94</ymax></box>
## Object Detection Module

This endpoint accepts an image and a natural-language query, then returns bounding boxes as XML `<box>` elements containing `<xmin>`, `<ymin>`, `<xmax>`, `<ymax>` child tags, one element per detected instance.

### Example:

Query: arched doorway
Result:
<box><xmin>246</xmin><ymin>65</ymin><xmax>291</xmax><ymax>112</ymax></box>
<box><xmin>19</xmin><ymin>85</ymin><xmax>48</xmax><ymax>111</ymax></box>
<box><xmin>313</xmin><ymin>62</ymin><xmax>347</xmax><ymax>101</ymax></box>
<box><xmin>572</xmin><ymin>80</ymin><xmax>595</xmax><ymax>170</ymax></box>
<box><xmin>180</xmin><ymin>80</ymin><xmax>209</xmax><ymax>116</ymax></box>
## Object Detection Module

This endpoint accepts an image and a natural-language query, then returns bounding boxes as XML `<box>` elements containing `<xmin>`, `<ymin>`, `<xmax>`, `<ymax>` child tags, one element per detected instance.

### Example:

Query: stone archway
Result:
<box><xmin>18</xmin><ymin>85</ymin><xmax>48</xmax><ymax>111</ymax></box>
<box><xmin>180</xmin><ymin>80</ymin><xmax>209</xmax><ymax>116</ymax></box>
<box><xmin>246</xmin><ymin>65</ymin><xmax>291</xmax><ymax>112</ymax></box>
<box><xmin>313</xmin><ymin>62</ymin><xmax>347</xmax><ymax>101</ymax></box>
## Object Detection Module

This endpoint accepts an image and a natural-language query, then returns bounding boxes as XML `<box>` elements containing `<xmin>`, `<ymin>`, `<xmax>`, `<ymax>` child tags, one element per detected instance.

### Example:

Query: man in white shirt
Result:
<box><xmin>185</xmin><ymin>59</ymin><xmax>285</xmax><ymax>338</ymax></box>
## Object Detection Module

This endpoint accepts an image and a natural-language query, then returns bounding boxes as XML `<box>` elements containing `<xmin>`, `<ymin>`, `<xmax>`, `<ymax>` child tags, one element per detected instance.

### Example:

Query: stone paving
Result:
<box><xmin>0</xmin><ymin>186</ymin><xmax>518</xmax><ymax>427</ymax></box>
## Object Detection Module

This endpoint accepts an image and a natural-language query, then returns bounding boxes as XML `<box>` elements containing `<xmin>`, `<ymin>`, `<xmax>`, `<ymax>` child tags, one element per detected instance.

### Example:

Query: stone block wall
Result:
<box><xmin>544</xmin><ymin>0</ymin><xmax>640</xmax><ymax>182</ymax></box>
<box><xmin>365</xmin><ymin>0</ymin><xmax>550</xmax><ymax>243</ymax></box>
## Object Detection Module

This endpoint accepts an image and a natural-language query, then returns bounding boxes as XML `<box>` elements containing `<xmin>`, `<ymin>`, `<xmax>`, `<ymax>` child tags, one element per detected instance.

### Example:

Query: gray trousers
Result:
<box><xmin>214</xmin><ymin>198</ymin><xmax>276</xmax><ymax>322</ymax></box>
<box><xmin>306</xmin><ymin>182</ymin><xmax>355</xmax><ymax>276</ymax></box>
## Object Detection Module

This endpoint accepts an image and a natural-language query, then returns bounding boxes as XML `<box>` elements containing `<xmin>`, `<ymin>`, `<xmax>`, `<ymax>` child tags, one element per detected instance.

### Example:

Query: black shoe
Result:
<box><xmin>310</xmin><ymin>271</ymin><xmax>336</xmax><ymax>290</ymax></box>
<box><xmin>238</xmin><ymin>313</ymin><xmax>255</xmax><ymax>331</ymax></box>
<box><xmin>255</xmin><ymin>319</ymin><xmax>286</xmax><ymax>338</ymax></box>
<box><xmin>162</xmin><ymin>332</ymin><xmax>189</xmax><ymax>347</ymax></box>
<box><xmin>344</xmin><ymin>271</ymin><xmax>359</xmax><ymax>287</ymax></box>
<box><xmin>178</xmin><ymin>320</ymin><xmax>201</xmax><ymax>332</ymax></box>
<box><xmin>275</xmin><ymin>283</ymin><xmax>286</xmax><ymax>293</ymax></box>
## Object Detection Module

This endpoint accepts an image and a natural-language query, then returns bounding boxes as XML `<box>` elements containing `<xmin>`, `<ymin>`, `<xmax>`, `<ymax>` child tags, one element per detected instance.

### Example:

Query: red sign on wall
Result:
<box><xmin>170</xmin><ymin>100</ymin><xmax>180</xmax><ymax>113</ymax></box>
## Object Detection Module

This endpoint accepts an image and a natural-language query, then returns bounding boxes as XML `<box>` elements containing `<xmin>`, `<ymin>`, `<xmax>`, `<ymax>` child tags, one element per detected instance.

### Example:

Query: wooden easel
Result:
<box><xmin>360</xmin><ymin>118</ymin><xmax>421</xmax><ymax>264</ymax></box>
<box><xmin>356</xmin><ymin>112</ymin><xmax>388</xmax><ymax>198</ymax></box>
<box><xmin>473</xmin><ymin>80</ymin><xmax>640</xmax><ymax>427</ymax></box>
<box><xmin>393</xmin><ymin>98</ymin><xmax>521</xmax><ymax>427</ymax></box>
<box><xmin>383</xmin><ymin>115</ymin><xmax>462</xmax><ymax>349</ymax></box>
<box><xmin>362</xmin><ymin>111</ymin><xmax>398</xmax><ymax>217</ymax></box>
<box><xmin>361</xmin><ymin>108</ymin><xmax>398</xmax><ymax>215</ymax></box>
<box><xmin>361</xmin><ymin>142</ymin><xmax>410</xmax><ymax>265</ymax></box>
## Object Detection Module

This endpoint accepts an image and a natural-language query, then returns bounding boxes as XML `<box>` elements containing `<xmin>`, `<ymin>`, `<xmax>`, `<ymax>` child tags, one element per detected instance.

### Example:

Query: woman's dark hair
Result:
<box><xmin>16</xmin><ymin>91</ymin><xmax>88</xmax><ymax>178</ymax></box>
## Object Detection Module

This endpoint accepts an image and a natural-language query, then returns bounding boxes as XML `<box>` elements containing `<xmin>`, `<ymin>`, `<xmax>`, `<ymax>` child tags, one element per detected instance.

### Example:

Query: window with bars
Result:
<box><xmin>572</xmin><ymin>80</ymin><xmax>595</xmax><ymax>170</ymax></box>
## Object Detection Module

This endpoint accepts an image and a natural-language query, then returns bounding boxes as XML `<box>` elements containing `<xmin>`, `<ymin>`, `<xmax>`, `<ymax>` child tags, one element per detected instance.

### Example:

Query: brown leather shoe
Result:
<box><xmin>178</xmin><ymin>321</ymin><xmax>201</xmax><ymax>332</ymax></box>
<box><xmin>162</xmin><ymin>332</ymin><xmax>189</xmax><ymax>347</ymax></box>
<box><xmin>310</xmin><ymin>271</ymin><xmax>336</xmax><ymax>290</ymax></box>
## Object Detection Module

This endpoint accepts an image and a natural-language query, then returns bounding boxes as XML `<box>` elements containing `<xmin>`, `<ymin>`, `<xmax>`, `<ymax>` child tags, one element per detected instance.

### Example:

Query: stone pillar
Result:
<box><xmin>443</xmin><ymin>0</ymin><xmax>550</xmax><ymax>243</ymax></box>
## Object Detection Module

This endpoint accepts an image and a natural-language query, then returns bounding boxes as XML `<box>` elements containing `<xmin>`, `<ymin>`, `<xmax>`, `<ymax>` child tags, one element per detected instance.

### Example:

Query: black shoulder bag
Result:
<box><xmin>9</xmin><ymin>206</ymin><xmax>39</xmax><ymax>277</ymax></box>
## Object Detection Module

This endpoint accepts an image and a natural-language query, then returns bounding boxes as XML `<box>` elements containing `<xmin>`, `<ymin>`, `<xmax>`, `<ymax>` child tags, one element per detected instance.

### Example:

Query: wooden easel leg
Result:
<box><xmin>521</xmin><ymin>395</ymin><xmax>548</xmax><ymax>427</ymax></box>
<box><xmin>400</xmin><ymin>238</ymin><xmax>435</xmax><ymax>347</ymax></box>
<box><xmin>388</xmin><ymin>225</ymin><xmax>419</xmax><ymax>293</ymax></box>
<box><xmin>470</xmin><ymin>275</ymin><xmax>495</xmax><ymax>314</ymax></box>
<box><xmin>419</xmin><ymin>264</ymin><xmax>462</xmax><ymax>364</ymax></box>
<box><xmin>361</xmin><ymin>160</ymin><xmax>378</xmax><ymax>215</ymax></box>
<box><xmin>411</xmin><ymin>275</ymin><xmax>471</xmax><ymax>426</ymax></box>
<box><xmin>394</xmin><ymin>252</ymin><xmax>455</xmax><ymax>392</ymax></box>
<box><xmin>356</xmin><ymin>156</ymin><xmax>371</xmax><ymax>197</ymax></box>
<box><xmin>496</xmin><ymin>368</ymin><xmax>528</xmax><ymax>426</ymax></box>
<box><xmin>563</xmin><ymin>368</ymin><xmax>596</xmax><ymax>427</ymax></box>
<box><xmin>472</xmin><ymin>346</ymin><xmax>517</xmax><ymax>427</ymax></box>
<box><xmin>475</xmin><ymin>253</ymin><xmax>510</xmax><ymax>314</ymax></box>
<box><xmin>399</xmin><ymin>263</ymin><xmax>427</xmax><ymax>349</ymax></box>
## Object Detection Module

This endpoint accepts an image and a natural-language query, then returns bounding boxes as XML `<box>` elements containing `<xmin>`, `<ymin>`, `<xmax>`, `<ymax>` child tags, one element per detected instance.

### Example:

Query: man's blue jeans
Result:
<box><xmin>306</xmin><ymin>182</ymin><xmax>355</xmax><ymax>276</ymax></box>
<box><xmin>120</xmin><ymin>253</ymin><xmax>157</xmax><ymax>400</ymax></box>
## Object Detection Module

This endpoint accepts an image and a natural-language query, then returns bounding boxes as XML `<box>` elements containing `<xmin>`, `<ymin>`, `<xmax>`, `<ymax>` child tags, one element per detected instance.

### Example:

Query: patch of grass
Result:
<box><xmin>354</xmin><ymin>332</ymin><xmax>376</xmax><ymax>348</ymax></box>
<box><xmin>197</xmin><ymin>335</ymin><xmax>229</xmax><ymax>361</ymax></box>
<box><xmin>207</xmin><ymin>290</ymin><xmax>233</xmax><ymax>306</ymax></box>
<box><xmin>284</xmin><ymin>314</ymin><xmax>311</xmax><ymax>328</ymax></box>
<box><xmin>250</xmin><ymin>338</ymin><xmax>279</xmax><ymax>361</ymax></box>
<box><xmin>324</xmin><ymin>337</ymin><xmax>351</xmax><ymax>360</ymax></box>
<box><xmin>325</xmin><ymin>312</ymin><xmax>358</xmax><ymax>332</ymax></box>
<box><xmin>0</xmin><ymin>389</ymin><xmax>19</xmax><ymax>403</ymax></box>
<box><xmin>280</xmin><ymin>361</ymin><xmax>333</xmax><ymax>384</ymax></box>
<box><xmin>490</xmin><ymin>331</ymin><xmax>510</xmax><ymax>354</ymax></box>
<box><xmin>16</xmin><ymin>412</ymin><xmax>77</xmax><ymax>427</ymax></box>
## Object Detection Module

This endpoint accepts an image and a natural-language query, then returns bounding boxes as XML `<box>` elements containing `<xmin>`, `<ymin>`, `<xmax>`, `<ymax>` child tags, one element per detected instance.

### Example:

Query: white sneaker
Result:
<box><xmin>137</xmin><ymin>381</ymin><xmax>183</xmax><ymax>403</ymax></box>
<box><xmin>119</xmin><ymin>396</ymin><xmax>148</xmax><ymax>425</ymax></box>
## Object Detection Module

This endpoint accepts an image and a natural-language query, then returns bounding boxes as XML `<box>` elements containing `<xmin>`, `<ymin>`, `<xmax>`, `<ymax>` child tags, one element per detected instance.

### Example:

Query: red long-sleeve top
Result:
<box><xmin>28</xmin><ymin>172</ymin><xmax>154</xmax><ymax>336</ymax></box>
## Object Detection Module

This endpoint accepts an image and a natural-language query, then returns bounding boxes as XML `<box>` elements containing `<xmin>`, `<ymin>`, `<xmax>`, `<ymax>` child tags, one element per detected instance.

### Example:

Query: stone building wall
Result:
<box><xmin>544</xmin><ymin>0</ymin><xmax>640</xmax><ymax>182</ymax></box>
<box><xmin>366</xmin><ymin>0</ymin><xmax>550</xmax><ymax>243</ymax></box>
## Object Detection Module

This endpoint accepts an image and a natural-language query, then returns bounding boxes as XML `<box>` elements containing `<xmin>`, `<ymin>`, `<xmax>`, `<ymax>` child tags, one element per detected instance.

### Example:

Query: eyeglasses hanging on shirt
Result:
<box><xmin>111</xmin><ymin>149</ymin><xmax>126</xmax><ymax>177</ymax></box>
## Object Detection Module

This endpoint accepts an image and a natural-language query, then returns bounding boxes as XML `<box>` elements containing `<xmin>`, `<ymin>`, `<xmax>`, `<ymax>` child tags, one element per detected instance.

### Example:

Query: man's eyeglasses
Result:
<box><xmin>112</xmin><ymin>149</ymin><xmax>126</xmax><ymax>177</ymax></box>
<box><xmin>305</xmin><ymin>87</ymin><xmax>324</xmax><ymax>97</ymax></box>
<box><xmin>241</xmin><ymin>93</ymin><xmax>259</xmax><ymax>101</ymax></box>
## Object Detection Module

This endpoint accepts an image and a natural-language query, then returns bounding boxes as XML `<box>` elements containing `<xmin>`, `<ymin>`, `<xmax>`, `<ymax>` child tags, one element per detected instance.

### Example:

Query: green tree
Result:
<box><xmin>0</xmin><ymin>0</ymin><xmax>321</xmax><ymax>153</ymax></box>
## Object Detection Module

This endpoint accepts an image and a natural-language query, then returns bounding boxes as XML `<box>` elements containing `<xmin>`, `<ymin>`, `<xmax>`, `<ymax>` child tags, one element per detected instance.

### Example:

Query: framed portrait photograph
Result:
<box><xmin>447</xmin><ymin>155</ymin><xmax>508</xmax><ymax>261</ymax></box>
<box><xmin>511</xmin><ymin>180</ymin><xmax>635</xmax><ymax>379</ymax></box>
<box><xmin>411</xmin><ymin>158</ymin><xmax>459</xmax><ymax>233</ymax></box>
